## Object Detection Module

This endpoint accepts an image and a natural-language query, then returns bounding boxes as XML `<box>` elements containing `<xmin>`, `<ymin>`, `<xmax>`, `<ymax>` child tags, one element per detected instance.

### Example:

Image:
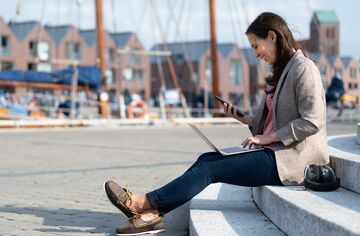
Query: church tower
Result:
<box><xmin>310</xmin><ymin>10</ymin><xmax>340</xmax><ymax>55</ymax></box>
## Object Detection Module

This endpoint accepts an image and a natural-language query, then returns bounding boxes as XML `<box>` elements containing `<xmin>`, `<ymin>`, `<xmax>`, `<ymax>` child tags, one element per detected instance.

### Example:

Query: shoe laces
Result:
<box><xmin>122</xmin><ymin>185</ymin><xmax>133</xmax><ymax>207</ymax></box>
<box><xmin>122</xmin><ymin>214</ymin><xmax>140</xmax><ymax>224</ymax></box>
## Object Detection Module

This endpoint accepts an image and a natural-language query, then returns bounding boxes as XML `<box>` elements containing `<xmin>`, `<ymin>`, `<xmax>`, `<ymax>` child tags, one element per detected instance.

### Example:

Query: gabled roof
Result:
<box><xmin>8</xmin><ymin>21</ymin><xmax>39</xmax><ymax>40</ymax></box>
<box><xmin>150</xmin><ymin>40</ymin><xmax>210</xmax><ymax>63</ymax></box>
<box><xmin>218</xmin><ymin>43</ymin><xmax>237</xmax><ymax>58</ymax></box>
<box><xmin>340</xmin><ymin>57</ymin><xmax>355</xmax><ymax>68</ymax></box>
<box><xmin>110</xmin><ymin>32</ymin><xmax>133</xmax><ymax>48</ymax></box>
<box><xmin>327</xmin><ymin>54</ymin><xmax>340</xmax><ymax>66</ymax></box>
<box><xmin>309</xmin><ymin>52</ymin><xmax>323</xmax><ymax>62</ymax></box>
<box><xmin>80</xmin><ymin>29</ymin><xmax>96</xmax><ymax>47</ymax></box>
<box><xmin>241</xmin><ymin>48</ymin><xmax>260</xmax><ymax>66</ymax></box>
<box><xmin>45</xmin><ymin>25</ymin><xmax>72</xmax><ymax>45</ymax></box>
<box><xmin>314</xmin><ymin>11</ymin><xmax>339</xmax><ymax>24</ymax></box>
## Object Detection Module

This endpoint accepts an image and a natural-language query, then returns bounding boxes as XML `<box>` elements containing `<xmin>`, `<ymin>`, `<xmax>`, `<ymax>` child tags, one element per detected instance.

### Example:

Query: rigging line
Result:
<box><xmin>128</xmin><ymin>0</ymin><xmax>136</xmax><ymax>29</ymax></box>
<box><xmin>184</xmin><ymin>0</ymin><xmax>194</xmax><ymax>41</ymax></box>
<box><xmin>232</xmin><ymin>0</ymin><xmax>249</xmax><ymax>47</ymax></box>
<box><xmin>150</xmin><ymin>0</ymin><xmax>181</xmax><ymax>91</ymax></box>
<box><xmin>167</xmin><ymin>0</ymin><xmax>186</xmax><ymax>41</ymax></box>
<box><xmin>36</xmin><ymin>0</ymin><xmax>47</xmax><ymax>43</ymax></box>
<box><xmin>237</xmin><ymin>0</ymin><xmax>266</xmax><ymax>108</ymax></box>
<box><xmin>164</xmin><ymin>0</ymin><xmax>177</xmax><ymax>40</ymax></box>
<box><xmin>57</xmin><ymin>0</ymin><xmax>61</xmax><ymax>26</ymax></box>
<box><xmin>134</xmin><ymin>0</ymin><xmax>148</xmax><ymax>36</ymax></box>
<box><xmin>149</xmin><ymin>1</ymin><xmax>167</xmax><ymax>90</ymax></box>
<box><xmin>229</xmin><ymin>0</ymin><xmax>251</xmax><ymax>112</ymax></box>
<box><xmin>156</xmin><ymin>53</ymin><xmax>167</xmax><ymax>91</ymax></box>
<box><xmin>170</xmin><ymin>0</ymin><xmax>186</xmax><ymax>41</ymax></box>
<box><xmin>227</xmin><ymin>0</ymin><xmax>240</xmax><ymax>45</ymax></box>
<box><xmin>166</xmin><ymin>0</ymin><xmax>195</xmax><ymax>83</ymax></box>
<box><xmin>240</xmin><ymin>0</ymin><xmax>251</xmax><ymax>26</ymax></box>
<box><xmin>76</xmin><ymin>0</ymin><xmax>81</xmax><ymax>39</ymax></box>
<box><xmin>304</xmin><ymin>0</ymin><xmax>314</xmax><ymax>13</ymax></box>
<box><xmin>111</xmin><ymin>0</ymin><xmax>118</xmax><ymax>32</ymax></box>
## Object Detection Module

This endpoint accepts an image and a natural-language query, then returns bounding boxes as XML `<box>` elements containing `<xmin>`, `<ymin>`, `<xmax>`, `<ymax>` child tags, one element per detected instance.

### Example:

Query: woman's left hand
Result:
<box><xmin>241</xmin><ymin>133</ymin><xmax>279</xmax><ymax>148</ymax></box>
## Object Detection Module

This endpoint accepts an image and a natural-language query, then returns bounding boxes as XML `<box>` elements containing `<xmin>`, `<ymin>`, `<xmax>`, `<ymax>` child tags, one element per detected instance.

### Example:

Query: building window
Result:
<box><xmin>0</xmin><ymin>61</ymin><xmax>14</xmax><ymax>71</ymax></box>
<box><xmin>331</xmin><ymin>28</ymin><xmax>335</xmax><ymax>38</ymax></box>
<box><xmin>133</xmin><ymin>69</ymin><xmax>144</xmax><ymax>80</ymax></box>
<box><xmin>37</xmin><ymin>63</ymin><xmax>52</xmax><ymax>72</ymax></box>
<box><xmin>348</xmin><ymin>83</ymin><xmax>358</xmax><ymax>90</ymax></box>
<box><xmin>29</xmin><ymin>41</ymin><xmax>37</xmax><ymax>58</ymax></box>
<box><xmin>66</xmin><ymin>42</ymin><xmax>81</xmax><ymax>60</ymax></box>
<box><xmin>350</xmin><ymin>68</ymin><xmax>357</xmax><ymax>80</ymax></box>
<box><xmin>320</xmin><ymin>64</ymin><xmax>327</xmax><ymax>78</ymax></box>
<box><xmin>105</xmin><ymin>68</ymin><xmax>114</xmax><ymax>85</ymax></box>
<box><xmin>335</xmin><ymin>68</ymin><xmax>342</xmax><ymax>79</ymax></box>
<box><xmin>38</xmin><ymin>41</ymin><xmax>50</xmax><ymax>61</ymax></box>
<box><xmin>0</xmin><ymin>36</ymin><xmax>10</xmax><ymax>56</ymax></box>
<box><xmin>172</xmin><ymin>54</ymin><xmax>185</xmax><ymax>65</ymax></box>
<box><xmin>29</xmin><ymin>41</ymin><xmax>50</xmax><ymax>60</ymax></box>
<box><xmin>191</xmin><ymin>73</ymin><xmax>198</xmax><ymax>83</ymax></box>
<box><xmin>127</xmin><ymin>53</ymin><xmax>141</xmax><ymax>66</ymax></box>
<box><xmin>326</xmin><ymin>28</ymin><xmax>330</xmax><ymax>39</ymax></box>
<box><xmin>230</xmin><ymin>59</ymin><xmax>243</xmax><ymax>85</ymax></box>
<box><xmin>106</xmin><ymin>48</ymin><xmax>115</xmax><ymax>64</ymax></box>
<box><xmin>27</xmin><ymin>63</ymin><xmax>36</xmax><ymax>70</ymax></box>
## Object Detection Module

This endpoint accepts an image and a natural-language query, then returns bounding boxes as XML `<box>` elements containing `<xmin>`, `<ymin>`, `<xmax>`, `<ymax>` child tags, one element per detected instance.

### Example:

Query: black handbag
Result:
<box><xmin>304</xmin><ymin>164</ymin><xmax>340</xmax><ymax>191</ymax></box>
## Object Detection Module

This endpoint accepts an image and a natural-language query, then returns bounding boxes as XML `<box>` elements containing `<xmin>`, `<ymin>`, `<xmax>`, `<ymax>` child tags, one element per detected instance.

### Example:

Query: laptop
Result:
<box><xmin>189</xmin><ymin>124</ymin><xmax>264</xmax><ymax>156</ymax></box>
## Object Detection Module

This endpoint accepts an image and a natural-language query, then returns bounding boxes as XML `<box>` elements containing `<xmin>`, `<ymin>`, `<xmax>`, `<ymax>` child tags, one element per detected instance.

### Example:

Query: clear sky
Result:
<box><xmin>1</xmin><ymin>0</ymin><xmax>359</xmax><ymax>60</ymax></box>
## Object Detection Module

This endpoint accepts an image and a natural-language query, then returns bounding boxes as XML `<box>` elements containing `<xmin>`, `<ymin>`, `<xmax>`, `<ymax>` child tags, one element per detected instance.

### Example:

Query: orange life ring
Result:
<box><xmin>127</xmin><ymin>99</ymin><xmax>148</xmax><ymax>118</ymax></box>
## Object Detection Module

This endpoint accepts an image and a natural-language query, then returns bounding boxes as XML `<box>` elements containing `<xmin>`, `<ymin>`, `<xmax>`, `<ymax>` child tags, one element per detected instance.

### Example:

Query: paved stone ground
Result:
<box><xmin>0</xmin><ymin>123</ymin><xmax>356</xmax><ymax>236</ymax></box>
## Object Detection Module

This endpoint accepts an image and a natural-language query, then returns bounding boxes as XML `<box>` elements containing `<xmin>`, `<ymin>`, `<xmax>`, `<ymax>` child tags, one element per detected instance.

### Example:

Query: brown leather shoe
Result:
<box><xmin>116</xmin><ymin>215</ymin><xmax>165</xmax><ymax>235</ymax></box>
<box><xmin>104</xmin><ymin>180</ymin><xmax>138</xmax><ymax>218</ymax></box>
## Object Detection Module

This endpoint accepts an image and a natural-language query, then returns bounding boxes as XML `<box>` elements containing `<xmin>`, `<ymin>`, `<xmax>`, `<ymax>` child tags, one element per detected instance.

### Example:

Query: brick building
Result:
<box><xmin>110</xmin><ymin>32</ymin><xmax>151</xmax><ymax>102</ymax></box>
<box><xmin>45</xmin><ymin>25</ymin><xmax>89</xmax><ymax>70</ymax></box>
<box><xmin>9</xmin><ymin>21</ymin><xmax>54</xmax><ymax>72</ymax></box>
<box><xmin>0</xmin><ymin>17</ymin><xmax>16</xmax><ymax>71</ymax></box>
<box><xmin>150</xmin><ymin>41</ymin><xmax>250</xmax><ymax>111</ymax></box>
<box><xmin>341</xmin><ymin>57</ymin><xmax>359</xmax><ymax>104</ymax></box>
<box><xmin>310</xmin><ymin>11</ymin><xmax>340</xmax><ymax>55</ymax></box>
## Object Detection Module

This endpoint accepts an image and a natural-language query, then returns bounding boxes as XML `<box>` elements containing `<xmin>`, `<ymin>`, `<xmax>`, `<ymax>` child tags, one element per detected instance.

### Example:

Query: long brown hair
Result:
<box><xmin>246</xmin><ymin>12</ymin><xmax>300</xmax><ymax>87</ymax></box>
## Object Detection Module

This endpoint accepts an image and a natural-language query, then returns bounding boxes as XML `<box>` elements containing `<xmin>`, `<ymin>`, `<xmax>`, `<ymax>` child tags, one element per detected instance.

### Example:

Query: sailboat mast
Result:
<box><xmin>209</xmin><ymin>0</ymin><xmax>220</xmax><ymax>108</ymax></box>
<box><xmin>95</xmin><ymin>0</ymin><xmax>106</xmax><ymax>84</ymax></box>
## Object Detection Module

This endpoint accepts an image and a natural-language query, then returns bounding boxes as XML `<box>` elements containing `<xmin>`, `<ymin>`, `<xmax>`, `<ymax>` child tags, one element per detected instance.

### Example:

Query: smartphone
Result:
<box><xmin>215</xmin><ymin>96</ymin><xmax>244</xmax><ymax>117</ymax></box>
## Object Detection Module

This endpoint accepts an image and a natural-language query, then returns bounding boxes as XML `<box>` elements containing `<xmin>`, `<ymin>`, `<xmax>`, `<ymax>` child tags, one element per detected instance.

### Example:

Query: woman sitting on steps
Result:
<box><xmin>104</xmin><ymin>11</ymin><xmax>329</xmax><ymax>235</ymax></box>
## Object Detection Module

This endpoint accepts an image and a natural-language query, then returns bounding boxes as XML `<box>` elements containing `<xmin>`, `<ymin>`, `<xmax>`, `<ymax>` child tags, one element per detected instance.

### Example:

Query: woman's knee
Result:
<box><xmin>196</xmin><ymin>152</ymin><xmax>218</xmax><ymax>162</ymax></box>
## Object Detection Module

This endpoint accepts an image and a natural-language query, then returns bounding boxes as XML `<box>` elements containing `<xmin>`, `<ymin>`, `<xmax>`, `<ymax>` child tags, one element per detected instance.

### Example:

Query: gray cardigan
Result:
<box><xmin>251</xmin><ymin>50</ymin><xmax>329</xmax><ymax>185</ymax></box>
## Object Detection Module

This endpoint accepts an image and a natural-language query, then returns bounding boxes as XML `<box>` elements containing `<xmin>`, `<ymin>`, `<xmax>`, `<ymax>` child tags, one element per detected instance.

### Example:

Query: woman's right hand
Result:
<box><xmin>223</xmin><ymin>103</ymin><xmax>252</xmax><ymax>126</ymax></box>
<box><xmin>223</xmin><ymin>102</ymin><xmax>237</xmax><ymax>117</ymax></box>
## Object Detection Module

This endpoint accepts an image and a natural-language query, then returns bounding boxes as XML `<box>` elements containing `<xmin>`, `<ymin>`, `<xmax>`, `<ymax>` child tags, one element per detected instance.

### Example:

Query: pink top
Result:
<box><xmin>263</xmin><ymin>93</ymin><xmax>274</xmax><ymax>148</ymax></box>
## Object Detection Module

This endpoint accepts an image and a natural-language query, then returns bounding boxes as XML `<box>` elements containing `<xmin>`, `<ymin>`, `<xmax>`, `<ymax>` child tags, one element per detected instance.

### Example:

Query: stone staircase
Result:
<box><xmin>189</xmin><ymin>125</ymin><xmax>360</xmax><ymax>236</ymax></box>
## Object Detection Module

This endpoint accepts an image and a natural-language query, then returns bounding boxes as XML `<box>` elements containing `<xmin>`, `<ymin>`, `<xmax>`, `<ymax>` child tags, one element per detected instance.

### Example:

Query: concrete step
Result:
<box><xmin>189</xmin><ymin>183</ymin><xmax>284</xmax><ymax>236</ymax></box>
<box><xmin>253</xmin><ymin>186</ymin><xmax>360</xmax><ymax>236</ymax></box>
<box><xmin>328</xmin><ymin>134</ymin><xmax>360</xmax><ymax>194</ymax></box>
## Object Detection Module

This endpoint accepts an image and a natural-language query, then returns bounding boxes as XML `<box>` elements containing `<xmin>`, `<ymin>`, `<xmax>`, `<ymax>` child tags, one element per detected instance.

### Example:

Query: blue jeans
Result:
<box><xmin>146</xmin><ymin>148</ymin><xmax>282</xmax><ymax>215</ymax></box>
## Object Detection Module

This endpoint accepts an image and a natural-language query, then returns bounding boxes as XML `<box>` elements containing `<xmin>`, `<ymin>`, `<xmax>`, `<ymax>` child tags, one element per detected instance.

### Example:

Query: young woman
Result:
<box><xmin>104</xmin><ymin>12</ymin><xmax>329</xmax><ymax>235</ymax></box>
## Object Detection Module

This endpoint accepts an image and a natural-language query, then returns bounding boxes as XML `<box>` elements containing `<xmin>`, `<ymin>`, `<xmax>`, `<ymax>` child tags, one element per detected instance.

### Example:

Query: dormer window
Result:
<box><xmin>0</xmin><ymin>36</ymin><xmax>10</xmax><ymax>56</ymax></box>
<box><xmin>66</xmin><ymin>42</ymin><xmax>81</xmax><ymax>60</ymax></box>
<box><xmin>29</xmin><ymin>41</ymin><xmax>50</xmax><ymax>61</ymax></box>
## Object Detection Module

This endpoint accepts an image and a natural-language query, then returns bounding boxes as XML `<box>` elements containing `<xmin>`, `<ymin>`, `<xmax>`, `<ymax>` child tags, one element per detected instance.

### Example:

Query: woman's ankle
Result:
<box><xmin>131</xmin><ymin>194</ymin><xmax>152</xmax><ymax>213</ymax></box>
<box><xmin>139</xmin><ymin>209</ymin><xmax>160</xmax><ymax>221</ymax></box>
